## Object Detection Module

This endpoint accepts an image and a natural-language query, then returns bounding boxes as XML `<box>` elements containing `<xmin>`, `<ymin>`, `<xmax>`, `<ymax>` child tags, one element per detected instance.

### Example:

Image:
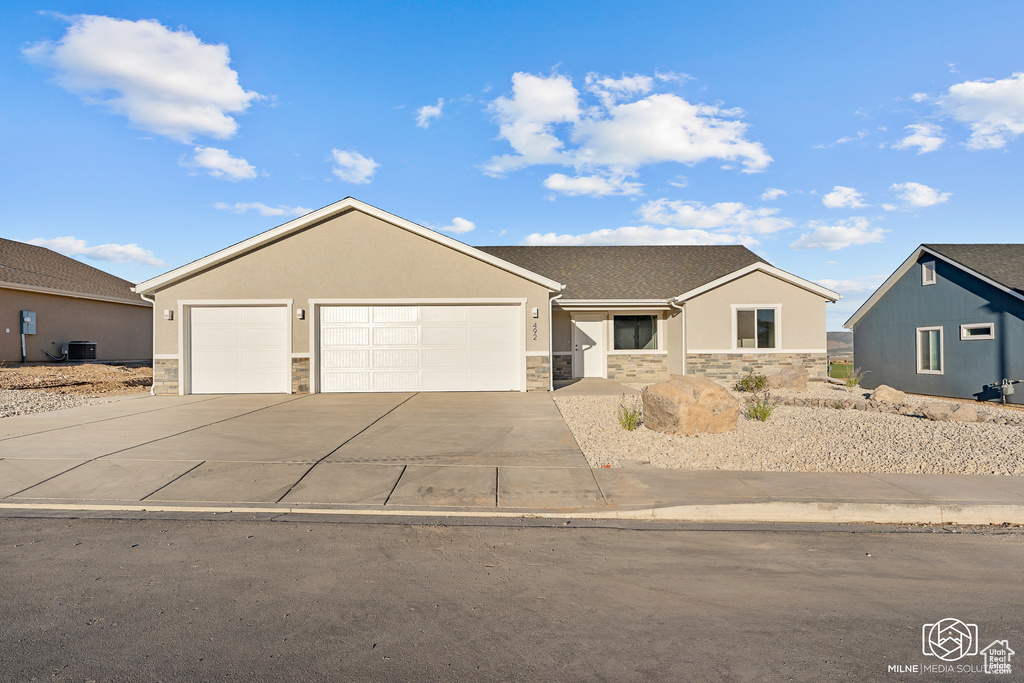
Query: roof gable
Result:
<box><xmin>0</xmin><ymin>238</ymin><xmax>147</xmax><ymax>305</ymax></box>
<box><xmin>134</xmin><ymin>198</ymin><xmax>562</xmax><ymax>294</ymax></box>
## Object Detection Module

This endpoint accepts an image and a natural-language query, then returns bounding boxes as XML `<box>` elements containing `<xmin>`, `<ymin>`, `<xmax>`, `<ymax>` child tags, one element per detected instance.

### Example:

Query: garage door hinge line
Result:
<box><xmin>275</xmin><ymin>393</ymin><xmax>419</xmax><ymax>504</ymax></box>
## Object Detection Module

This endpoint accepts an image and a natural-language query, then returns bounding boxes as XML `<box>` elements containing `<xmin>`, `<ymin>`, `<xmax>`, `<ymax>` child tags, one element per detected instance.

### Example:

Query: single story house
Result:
<box><xmin>0</xmin><ymin>238</ymin><xmax>152</xmax><ymax>363</ymax></box>
<box><xmin>845</xmin><ymin>243</ymin><xmax>1024</xmax><ymax>405</ymax></box>
<box><xmin>133</xmin><ymin>198</ymin><xmax>839</xmax><ymax>395</ymax></box>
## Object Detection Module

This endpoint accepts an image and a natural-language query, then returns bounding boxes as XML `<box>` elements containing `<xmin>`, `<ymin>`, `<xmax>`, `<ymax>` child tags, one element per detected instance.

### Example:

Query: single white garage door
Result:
<box><xmin>189</xmin><ymin>306</ymin><xmax>289</xmax><ymax>394</ymax></box>
<box><xmin>319</xmin><ymin>305</ymin><xmax>521</xmax><ymax>392</ymax></box>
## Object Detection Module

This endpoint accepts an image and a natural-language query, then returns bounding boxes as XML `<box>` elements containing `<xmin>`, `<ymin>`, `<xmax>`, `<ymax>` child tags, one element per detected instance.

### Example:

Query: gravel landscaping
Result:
<box><xmin>0</xmin><ymin>389</ymin><xmax>113</xmax><ymax>419</ymax></box>
<box><xmin>554</xmin><ymin>381</ymin><xmax>1024</xmax><ymax>476</ymax></box>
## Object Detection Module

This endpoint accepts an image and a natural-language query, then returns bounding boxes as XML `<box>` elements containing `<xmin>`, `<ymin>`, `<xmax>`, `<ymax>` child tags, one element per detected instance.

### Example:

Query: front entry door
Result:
<box><xmin>572</xmin><ymin>315</ymin><xmax>605</xmax><ymax>378</ymax></box>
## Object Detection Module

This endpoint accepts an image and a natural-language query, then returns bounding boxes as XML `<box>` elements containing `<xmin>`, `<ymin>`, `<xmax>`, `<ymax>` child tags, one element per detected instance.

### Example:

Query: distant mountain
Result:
<box><xmin>827</xmin><ymin>331</ymin><xmax>853</xmax><ymax>357</ymax></box>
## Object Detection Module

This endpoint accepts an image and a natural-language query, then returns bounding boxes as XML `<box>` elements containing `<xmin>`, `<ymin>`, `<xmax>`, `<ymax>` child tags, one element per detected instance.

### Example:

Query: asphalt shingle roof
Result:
<box><xmin>924</xmin><ymin>244</ymin><xmax>1024</xmax><ymax>295</ymax></box>
<box><xmin>0</xmin><ymin>238</ymin><xmax>144</xmax><ymax>303</ymax></box>
<box><xmin>476</xmin><ymin>245</ymin><xmax>768</xmax><ymax>299</ymax></box>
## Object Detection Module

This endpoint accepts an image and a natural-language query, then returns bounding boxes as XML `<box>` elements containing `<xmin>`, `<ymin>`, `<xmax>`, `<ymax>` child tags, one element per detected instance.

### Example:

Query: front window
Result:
<box><xmin>736</xmin><ymin>308</ymin><xmax>776</xmax><ymax>349</ymax></box>
<box><xmin>917</xmin><ymin>327</ymin><xmax>943</xmax><ymax>374</ymax></box>
<box><xmin>613</xmin><ymin>315</ymin><xmax>657</xmax><ymax>350</ymax></box>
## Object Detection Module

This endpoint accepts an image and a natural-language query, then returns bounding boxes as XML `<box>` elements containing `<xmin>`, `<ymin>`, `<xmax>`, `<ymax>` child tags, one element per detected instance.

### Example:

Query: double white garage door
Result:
<box><xmin>188</xmin><ymin>304</ymin><xmax>522</xmax><ymax>394</ymax></box>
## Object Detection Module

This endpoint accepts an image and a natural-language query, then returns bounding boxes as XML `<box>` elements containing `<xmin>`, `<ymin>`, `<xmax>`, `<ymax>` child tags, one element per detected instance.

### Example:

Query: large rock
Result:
<box><xmin>641</xmin><ymin>375</ymin><xmax>739</xmax><ymax>436</ymax></box>
<box><xmin>870</xmin><ymin>385</ymin><xmax>906</xmax><ymax>403</ymax></box>
<box><xmin>921</xmin><ymin>402</ymin><xmax>979</xmax><ymax>423</ymax></box>
<box><xmin>767</xmin><ymin>365</ymin><xmax>809</xmax><ymax>390</ymax></box>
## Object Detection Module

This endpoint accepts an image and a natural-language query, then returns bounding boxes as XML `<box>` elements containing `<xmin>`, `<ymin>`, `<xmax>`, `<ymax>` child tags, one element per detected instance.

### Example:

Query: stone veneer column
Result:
<box><xmin>152</xmin><ymin>358</ymin><xmax>179</xmax><ymax>395</ymax></box>
<box><xmin>526</xmin><ymin>355</ymin><xmax>551</xmax><ymax>391</ymax></box>
<box><xmin>291</xmin><ymin>357</ymin><xmax>310</xmax><ymax>394</ymax></box>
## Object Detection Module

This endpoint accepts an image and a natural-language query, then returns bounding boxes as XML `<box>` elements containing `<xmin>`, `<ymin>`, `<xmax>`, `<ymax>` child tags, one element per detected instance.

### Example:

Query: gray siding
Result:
<box><xmin>853</xmin><ymin>253</ymin><xmax>1024</xmax><ymax>404</ymax></box>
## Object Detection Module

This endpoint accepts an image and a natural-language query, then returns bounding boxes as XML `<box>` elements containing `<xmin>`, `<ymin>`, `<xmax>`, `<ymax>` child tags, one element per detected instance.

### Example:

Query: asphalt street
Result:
<box><xmin>1</xmin><ymin>517</ymin><xmax>1022</xmax><ymax>682</ymax></box>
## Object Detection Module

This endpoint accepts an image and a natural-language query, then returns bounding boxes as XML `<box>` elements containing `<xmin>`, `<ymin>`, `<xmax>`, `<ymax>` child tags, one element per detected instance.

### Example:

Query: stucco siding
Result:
<box><xmin>853</xmin><ymin>254</ymin><xmax>1024</xmax><ymax>403</ymax></box>
<box><xmin>151</xmin><ymin>209</ymin><xmax>552</xmax><ymax>357</ymax></box>
<box><xmin>1</xmin><ymin>288</ymin><xmax>152</xmax><ymax>362</ymax></box>
<box><xmin>552</xmin><ymin>309</ymin><xmax>572</xmax><ymax>352</ymax></box>
<box><xmin>684</xmin><ymin>270</ymin><xmax>828</xmax><ymax>351</ymax></box>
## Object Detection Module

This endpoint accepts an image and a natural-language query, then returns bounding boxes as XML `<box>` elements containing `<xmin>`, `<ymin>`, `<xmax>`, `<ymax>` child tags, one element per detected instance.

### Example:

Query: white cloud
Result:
<box><xmin>891</xmin><ymin>123</ymin><xmax>945</xmax><ymax>154</ymax></box>
<box><xmin>760</xmin><ymin>187</ymin><xmax>787</xmax><ymax>201</ymax></box>
<box><xmin>483</xmin><ymin>71</ymin><xmax>771</xmax><ymax>191</ymax></box>
<box><xmin>890</xmin><ymin>181</ymin><xmax>951</xmax><ymax>208</ymax></box>
<box><xmin>836</xmin><ymin>129</ymin><xmax>869</xmax><ymax>144</ymax></box>
<box><xmin>789</xmin><ymin>217</ymin><xmax>887</xmax><ymax>251</ymax></box>
<box><xmin>181</xmin><ymin>147</ymin><xmax>257</xmax><ymax>180</ymax></box>
<box><xmin>440</xmin><ymin>217</ymin><xmax>475</xmax><ymax>234</ymax></box>
<box><xmin>638</xmin><ymin>199</ymin><xmax>792</xmax><ymax>235</ymax></box>
<box><xmin>937</xmin><ymin>72</ymin><xmax>1024</xmax><ymax>149</ymax></box>
<box><xmin>214</xmin><ymin>202</ymin><xmax>310</xmax><ymax>217</ymax></box>
<box><xmin>543</xmin><ymin>173</ymin><xmax>642</xmax><ymax>197</ymax></box>
<box><xmin>522</xmin><ymin>225</ymin><xmax>745</xmax><ymax>246</ymax></box>
<box><xmin>815</xmin><ymin>276</ymin><xmax>884</xmax><ymax>293</ymax></box>
<box><xmin>415</xmin><ymin>98</ymin><xmax>445</xmax><ymax>128</ymax></box>
<box><xmin>28</xmin><ymin>236</ymin><xmax>165</xmax><ymax>266</ymax></box>
<box><xmin>910</xmin><ymin>92</ymin><xmax>930</xmax><ymax>103</ymax></box>
<box><xmin>23</xmin><ymin>15</ymin><xmax>261</xmax><ymax>143</ymax></box>
<box><xmin>822</xmin><ymin>186</ymin><xmax>866</xmax><ymax>209</ymax></box>
<box><xmin>330</xmin><ymin>149</ymin><xmax>379</xmax><ymax>184</ymax></box>
<box><xmin>882</xmin><ymin>203</ymin><xmax>898</xmax><ymax>211</ymax></box>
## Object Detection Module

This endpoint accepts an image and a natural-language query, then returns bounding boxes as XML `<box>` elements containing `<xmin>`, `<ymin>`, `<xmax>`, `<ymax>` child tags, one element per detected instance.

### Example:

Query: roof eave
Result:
<box><xmin>1</xmin><ymin>282</ymin><xmax>152</xmax><ymax>307</ymax></box>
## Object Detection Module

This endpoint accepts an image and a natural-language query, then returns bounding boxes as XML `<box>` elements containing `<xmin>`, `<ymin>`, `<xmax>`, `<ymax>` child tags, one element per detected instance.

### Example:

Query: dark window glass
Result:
<box><xmin>613</xmin><ymin>316</ymin><xmax>657</xmax><ymax>350</ymax></box>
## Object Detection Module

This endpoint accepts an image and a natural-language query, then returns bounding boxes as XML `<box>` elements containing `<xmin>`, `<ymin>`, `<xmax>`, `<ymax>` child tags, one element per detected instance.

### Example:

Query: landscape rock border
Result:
<box><xmin>767</xmin><ymin>395</ymin><xmax>1024</xmax><ymax>426</ymax></box>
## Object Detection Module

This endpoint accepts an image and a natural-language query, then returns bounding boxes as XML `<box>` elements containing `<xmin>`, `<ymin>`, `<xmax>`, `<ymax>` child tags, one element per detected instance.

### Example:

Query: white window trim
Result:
<box><xmin>730</xmin><ymin>304</ymin><xmax>782</xmax><ymax>351</ymax></box>
<box><xmin>608</xmin><ymin>313</ymin><xmax>665</xmax><ymax>354</ymax></box>
<box><xmin>916</xmin><ymin>326</ymin><xmax>944</xmax><ymax>375</ymax></box>
<box><xmin>960</xmin><ymin>323</ymin><xmax>995</xmax><ymax>340</ymax></box>
<box><xmin>921</xmin><ymin>260</ymin><xmax>936</xmax><ymax>286</ymax></box>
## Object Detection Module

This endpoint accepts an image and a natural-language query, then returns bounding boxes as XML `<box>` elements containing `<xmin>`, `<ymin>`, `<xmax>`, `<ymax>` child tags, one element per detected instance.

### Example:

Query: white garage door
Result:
<box><xmin>319</xmin><ymin>305</ymin><xmax>521</xmax><ymax>392</ymax></box>
<box><xmin>189</xmin><ymin>306</ymin><xmax>289</xmax><ymax>394</ymax></box>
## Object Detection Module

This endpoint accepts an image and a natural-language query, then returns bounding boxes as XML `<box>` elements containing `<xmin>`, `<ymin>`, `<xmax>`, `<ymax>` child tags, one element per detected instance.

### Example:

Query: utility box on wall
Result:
<box><xmin>20</xmin><ymin>311</ymin><xmax>36</xmax><ymax>335</ymax></box>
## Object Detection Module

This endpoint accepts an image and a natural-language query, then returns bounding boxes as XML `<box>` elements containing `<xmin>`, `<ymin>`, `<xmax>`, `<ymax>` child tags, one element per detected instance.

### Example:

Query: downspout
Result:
<box><xmin>548</xmin><ymin>286</ymin><xmax>566</xmax><ymax>391</ymax></box>
<box><xmin>138</xmin><ymin>291</ymin><xmax>157</xmax><ymax>395</ymax></box>
<box><xmin>669</xmin><ymin>298</ymin><xmax>685</xmax><ymax>377</ymax></box>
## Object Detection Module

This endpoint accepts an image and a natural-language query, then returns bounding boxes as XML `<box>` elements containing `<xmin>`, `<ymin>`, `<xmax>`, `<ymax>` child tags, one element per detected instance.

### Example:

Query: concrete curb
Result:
<box><xmin>3</xmin><ymin>501</ymin><xmax>1024</xmax><ymax>525</ymax></box>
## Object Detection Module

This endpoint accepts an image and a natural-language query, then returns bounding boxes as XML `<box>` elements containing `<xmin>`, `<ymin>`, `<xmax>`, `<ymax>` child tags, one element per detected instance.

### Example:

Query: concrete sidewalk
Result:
<box><xmin>1</xmin><ymin>393</ymin><xmax>1023</xmax><ymax>524</ymax></box>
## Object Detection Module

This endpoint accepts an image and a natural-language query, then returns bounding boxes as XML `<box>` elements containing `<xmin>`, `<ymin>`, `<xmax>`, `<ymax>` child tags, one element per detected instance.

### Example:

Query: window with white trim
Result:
<box><xmin>917</xmin><ymin>326</ymin><xmax>943</xmax><ymax>374</ymax></box>
<box><xmin>613</xmin><ymin>315</ymin><xmax>658</xmax><ymax>350</ymax></box>
<box><xmin>736</xmin><ymin>308</ymin><xmax>777</xmax><ymax>349</ymax></box>
<box><xmin>960</xmin><ymin>323</ymin><xmax>994</xmax><ymax>340</ymax></box>
<box><xmin>921</xmin><ymin>260</ymin><xmax>936</xmax><ymax>285</ymax></box>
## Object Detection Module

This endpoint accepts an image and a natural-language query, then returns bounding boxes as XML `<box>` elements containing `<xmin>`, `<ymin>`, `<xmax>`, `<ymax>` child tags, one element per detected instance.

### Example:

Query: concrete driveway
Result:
<box><xmin>0</xmin><ymin>392</ymin><xmax>601</xmax><ymax>510</ymax></box>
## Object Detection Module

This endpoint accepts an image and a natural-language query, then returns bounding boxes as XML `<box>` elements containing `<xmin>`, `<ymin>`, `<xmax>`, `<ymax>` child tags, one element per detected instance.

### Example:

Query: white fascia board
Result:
<box><xmin>133</xmin><ymin>197</ymin><xmax>563</xmax><ymax>294</ymax></box>
<box><xmin>843</xmin><ymin>245</ymin><xmax>1024</xmax><ymax>330</ymax></box>
<box><xmin>673</xmin><ymin>263</ymin><xmax>841</xmax><ymax>304</ymax></box>
<box><xmin>2</xmin><ymin>282</ymin><xmax>152</xmax><ymax>307</ymax></box>
<box><xmin>556</xmin><ymin>299</ymin><xmax>673</xmax><ymax>310</ymax></box>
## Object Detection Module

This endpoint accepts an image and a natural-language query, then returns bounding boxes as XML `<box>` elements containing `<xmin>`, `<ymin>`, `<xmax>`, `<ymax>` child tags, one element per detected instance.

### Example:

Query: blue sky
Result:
<box><xmin>2</xmin><ymin>1</ymin><xmax>1023</xmax><ymax>330</ymax></box>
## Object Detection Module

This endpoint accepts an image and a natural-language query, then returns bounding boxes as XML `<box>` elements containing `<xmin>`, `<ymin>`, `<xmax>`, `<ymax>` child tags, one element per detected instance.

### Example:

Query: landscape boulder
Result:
<box><xmin>869</xmin><ymin>385</ymin><xmax>906</xmax><ymax>404</ymax></box>
<box><xmin>920</xmin><ymin>402</ymin><xmax>979</xmax><ymax>423</ymax></box>
<box><xmin>641</xmin><ymin>375</ymin><xmax>739</xmax><ymax>436</ymax></box>
<box><xmin>767</xmin><ymin>365</ymin><xmax>809</xmax><ymax>390</ymax></box>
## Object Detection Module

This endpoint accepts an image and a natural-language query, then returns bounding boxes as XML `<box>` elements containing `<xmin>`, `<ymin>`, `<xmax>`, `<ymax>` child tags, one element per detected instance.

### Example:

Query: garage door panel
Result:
<box><xmin>190</xmin><ymin>306</ymin><xmax>289</xmax><ymax>394</ymax></box>
<box><xmin>319</xmin><ymin>304</ymin><xmax>521</xmax><ymax>393</ymax></box>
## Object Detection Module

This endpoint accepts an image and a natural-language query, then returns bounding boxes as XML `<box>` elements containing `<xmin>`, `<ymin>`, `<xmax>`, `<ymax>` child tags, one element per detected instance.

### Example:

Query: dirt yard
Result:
<box><xmin>0</xmin><ymin>362</ymin><xmax>152</xmax><ymax>396</ymax></box>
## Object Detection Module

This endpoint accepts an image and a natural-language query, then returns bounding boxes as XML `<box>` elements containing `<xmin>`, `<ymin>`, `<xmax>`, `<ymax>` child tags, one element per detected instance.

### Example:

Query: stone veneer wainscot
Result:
<box><xmin>606</xmin><ymin>353</ymin><xmax>670</xmax><ymax>381</ymax></box>
<box><xmin>552</xmin><ymin>353</ymin><xmax>572</xmax><ymax>380</ymax></box>
<box><xmin>292</xmin><ymin>357</ymin><xmax>310</xmax><ymax>394</ymax></box>
<box><xmin>526</xmin><ymin>356</ymin><xmax>551</xmax><ymax>391</ymax></box>
<box><xmin>153</xmin><ymin>358</ymin><xmax>179</xmax><ymax>395</ymax></box>
<box><xmin>685</xmin><ymin>352</ymin><xmax>827</xmax><ymax>382</ymax></box>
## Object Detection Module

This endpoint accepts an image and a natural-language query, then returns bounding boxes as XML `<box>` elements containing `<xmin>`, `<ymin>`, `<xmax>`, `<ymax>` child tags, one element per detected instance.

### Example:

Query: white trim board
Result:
<box><xmin>133</xmin><ymin>198</ymin><xmax>562</xmax><ymax>294</ymax></box>
<box><xmin>674</xmin><ymin>263</ymin><xmax>840</xmax><ymax>303</ymax></box>
<box><xmin>845</xmin><ymin>245</ymin><xmax>1024</xmax><ymax>329</ymax></box>
<box><xmin>1</xmin><ymin>282</ymin><xmax>152</xmax><ymax>307</ymax></box>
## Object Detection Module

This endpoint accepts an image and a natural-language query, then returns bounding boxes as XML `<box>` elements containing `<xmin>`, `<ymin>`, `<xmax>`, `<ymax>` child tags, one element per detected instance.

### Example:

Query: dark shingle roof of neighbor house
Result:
<box><xmin>925</xmin><ymin>244</ymin><xmax>1024</xmax><ymax>295</ymax></box>
<box><xmin>0</xmin><ymin>238</ymin><xmax>144</xmax><ymax>303</ymax></box>
<box><xmin>476</xmin><ymin>245</ymin><xmax>768</xmax><ymax>299</ymax></box>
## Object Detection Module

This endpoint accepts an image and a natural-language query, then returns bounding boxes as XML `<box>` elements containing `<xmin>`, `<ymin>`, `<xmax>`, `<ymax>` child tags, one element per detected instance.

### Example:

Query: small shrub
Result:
<box><xmin>833</xmin><ymin>401</ymin><xmax>845</xmax><ymax>410</ymax></box>
<box><xmin>746</xmin><ymin>390</ymin><xmax>775</xmax><ymax>422</ymax></box>
<box><xmin>617</xmin><ymin>394</ymin><xmax>642</xmax><ymax>431</ymax></box>
<box><xmin>733</xmin><ymin>372</ymin><xmax>768</xmax><ymax>393</ymax></box>
<box><xmin>845</xmin><ymin>367</ymin><xmax>870</xmax><ymax>388</ymax></box>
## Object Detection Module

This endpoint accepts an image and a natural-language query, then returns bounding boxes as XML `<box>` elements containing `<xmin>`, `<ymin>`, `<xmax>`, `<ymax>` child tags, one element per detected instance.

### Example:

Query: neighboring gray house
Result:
<box><xmin>0</xmin><ymin>238</ymin><xmax>152</xmax><ymax>362</ymax></box>
<box><xmin>133</xmin><ymin>198</ymin><xmax>839</xmax><ymax>395</ymax></box>
<box><xmin>845</xmin><ymin>244</ymin><xmax>1024</xmax><ymax>404</ymax></box>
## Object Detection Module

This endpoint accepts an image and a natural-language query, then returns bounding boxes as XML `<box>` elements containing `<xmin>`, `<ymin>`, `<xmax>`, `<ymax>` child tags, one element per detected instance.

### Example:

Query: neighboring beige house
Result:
<box><xmin>0</xmin><ymin>238</ymin><xmax>152</xmax><ymax>362</ymax></box>
<box><xmin>133</xmin><ymin>198</ymin><xmax>838</xmax><ymax>395</ymax></box>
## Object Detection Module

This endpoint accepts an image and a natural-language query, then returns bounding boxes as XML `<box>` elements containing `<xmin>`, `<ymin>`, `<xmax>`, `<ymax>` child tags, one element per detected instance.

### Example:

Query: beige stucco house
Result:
<box><xmin>1</xmin><ymin>238</ymin><xmax>152</xmax><ymax>362</ymax></box>
<box><xmin>133</xmin><ymin>198</ymin><xmax>839</xmax><ymax>395</ymax></box>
